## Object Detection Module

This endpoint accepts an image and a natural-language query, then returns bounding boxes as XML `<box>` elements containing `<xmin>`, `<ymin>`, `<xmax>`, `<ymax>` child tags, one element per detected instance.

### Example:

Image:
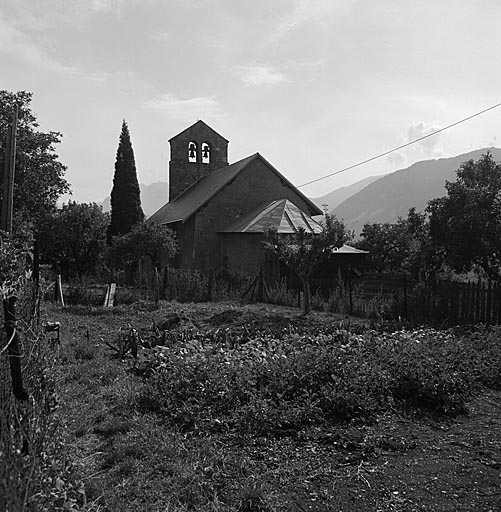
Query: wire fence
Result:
<box><xmin>0</xmin><ymin>280</ymin><xmax>57</xmax><ymax>511</ymax></box>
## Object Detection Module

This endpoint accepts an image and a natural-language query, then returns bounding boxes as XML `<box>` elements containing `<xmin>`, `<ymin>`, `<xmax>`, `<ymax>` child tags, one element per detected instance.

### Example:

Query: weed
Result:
<box><xmin>73</xmin><ymin>339</ymin><xmax>97</xmax><ymax>360</ymax></box>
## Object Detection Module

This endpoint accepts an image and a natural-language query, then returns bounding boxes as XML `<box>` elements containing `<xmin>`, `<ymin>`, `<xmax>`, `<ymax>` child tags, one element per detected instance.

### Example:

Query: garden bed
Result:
<box><xmin>48</xmin><ymin>300</ymin><xmax>501</xmax><ymax>511</ymax></box>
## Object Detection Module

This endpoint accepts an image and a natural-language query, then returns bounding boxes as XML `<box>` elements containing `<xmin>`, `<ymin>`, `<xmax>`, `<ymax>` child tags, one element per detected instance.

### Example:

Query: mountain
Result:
<box><xmin>311</xmin><ymin>175</ymin><xmax>384</xmax><ymax>212</ymax></box>
<box><xmin>332</xmin><ymin>148</ymin><xmax>501</xmax><ymax>235</ymax></box>
<box><xmin>100</xmin><ymin>182</ymin><xmax>168</xmax><ymax>217</ymax></box>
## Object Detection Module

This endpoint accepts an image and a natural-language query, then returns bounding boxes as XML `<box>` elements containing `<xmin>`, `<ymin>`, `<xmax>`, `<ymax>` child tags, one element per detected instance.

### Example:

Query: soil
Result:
<box><xmin>52</xmin><ymin>301</ymin><xmax>501</xmax><ymax>511</ymax></box>
<box><xmin>232</xmin><ymin>390</ymin><xmax>501</xmax><ymax>511</ymax></box>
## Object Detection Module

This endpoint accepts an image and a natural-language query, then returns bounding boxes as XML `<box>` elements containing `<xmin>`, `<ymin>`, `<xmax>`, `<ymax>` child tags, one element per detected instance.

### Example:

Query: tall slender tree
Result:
<box><xmin>107</xmin><ymin>120</ymin><xmax>144</xmax><ymax>243</ymax></box>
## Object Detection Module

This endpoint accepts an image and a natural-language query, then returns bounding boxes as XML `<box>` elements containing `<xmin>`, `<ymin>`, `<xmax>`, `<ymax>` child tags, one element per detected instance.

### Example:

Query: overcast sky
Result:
<box><xmin>1</xmin><ymin>0</ymin><xmax>500</xmax><ymax>203</ymax></box>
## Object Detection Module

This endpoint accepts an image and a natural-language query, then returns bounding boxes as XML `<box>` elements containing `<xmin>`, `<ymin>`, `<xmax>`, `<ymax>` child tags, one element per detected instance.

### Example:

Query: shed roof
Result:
<box><xmin>148</xmin><ymin>153</ymin><xmax>322</xmax><ymax>225</ymax></box>
<box><xmin>221</xmin><ymin>199</ymin><xmax>323</xmax><ymax>234</ymax></box>
<box><xmin>332</xmin><ymin>244</ymin><xmax>369</xmax><ymax>254</ymax></box>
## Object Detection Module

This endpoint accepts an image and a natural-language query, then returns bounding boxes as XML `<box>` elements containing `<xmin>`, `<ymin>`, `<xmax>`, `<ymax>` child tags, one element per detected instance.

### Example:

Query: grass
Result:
<box><xmin>45</xmin><ymin>300</ymin><xmax>501</xmax><ymax>511</ymax></box>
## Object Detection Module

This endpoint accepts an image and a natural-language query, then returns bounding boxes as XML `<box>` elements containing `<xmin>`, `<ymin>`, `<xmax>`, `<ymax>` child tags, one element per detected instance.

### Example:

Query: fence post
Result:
<box><xmin>154</xmin><ymin>267</ymin><xmax>160</xmax><ymax>305</ymax></box>
<box><xmin>451</xmin><ymin>281</ymin><xmax>459</xmax><ymax>324</ymax></box>
<box><xmin>494</xmin><ymin>281</ymin><xmax>500</xmax><ymax>325</ymax></box>
<box><xmin>486</xmin><ymin>280</ymin><xmax>492</xmax><ymax>325</ymax></box>
<box><xmin>163</xmin><ymin>266</ymin><xmax>169</xmax><ymax>299</ymax></box>
<box><xmin>55</xmin><ymin>274</ymin><xmax>65</xmax><ymax>307</ymax></box>
<box><xmin>459</xmin><ymin>282</ymin><xmax>466</xmax><ymax>323</ymax></box>
<box><xmin>3</xmin><ymin>296</ymin><xmax>28</xmax><ymax>401</ymax></box>
<box><xmin>465</xmin><ymin>281</ymin><xmax>473</xmax><ymax>323</ymax></box>
<box><xmin>33</xmin><ymin>235</ymin><xmax>41</xmax><ymax>323</ymax></box>
<box><xmin>348</xmin><ymin>277</ymin><xmax>353</xmax><ymax>316</ymax></box>
<box><xmin>402</xmin><ymin>273</ymin><xmax>407</xmax><ymax>318</ymax></box>
<box><xmin>208</xmin><ymin>267</ymin><xmax>214</xmax><ymax>301</ymax></box>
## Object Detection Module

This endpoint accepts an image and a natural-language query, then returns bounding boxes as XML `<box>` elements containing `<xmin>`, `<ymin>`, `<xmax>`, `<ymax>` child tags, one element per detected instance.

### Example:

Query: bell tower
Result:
<box><xmin>168</xmin><ymin>120</ymin><xmax>229</xmax><ymax>201</ymax></box>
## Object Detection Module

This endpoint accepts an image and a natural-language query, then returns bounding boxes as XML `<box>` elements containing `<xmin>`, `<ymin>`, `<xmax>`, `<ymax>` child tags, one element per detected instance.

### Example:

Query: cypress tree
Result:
<box><xmin>107</xmin><ymin>120</ymin><xmax>144</xmax><ymax>243</ymax></box>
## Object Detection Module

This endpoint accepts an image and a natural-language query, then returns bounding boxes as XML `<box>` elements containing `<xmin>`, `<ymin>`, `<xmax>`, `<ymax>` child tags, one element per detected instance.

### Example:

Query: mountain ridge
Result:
<box><xmin>332</xmin><ymin>147</ymin><xmax>501</xmax><ymax>235</ymax></box>
<box><xmin>311</xmin><ymin>175</ymin><xmax>384</xmax><ymax>212</ymax></box>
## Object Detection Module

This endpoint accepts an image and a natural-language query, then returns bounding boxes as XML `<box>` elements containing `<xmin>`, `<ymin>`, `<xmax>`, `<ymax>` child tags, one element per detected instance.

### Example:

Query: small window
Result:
<box><xmin>201</xmin><ymin>142</ymin><xmax>211</xmax><ymax>164</ymax></box>
<box><xmin>188</xmin><ymin>141</ymin><xmax>197</xmax><ymax>163</ymax></box>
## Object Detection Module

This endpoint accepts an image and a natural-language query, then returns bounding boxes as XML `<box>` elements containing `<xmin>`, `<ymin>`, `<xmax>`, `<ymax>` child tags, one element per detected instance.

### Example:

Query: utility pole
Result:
<box><xmin>1</xmin><ymin>106</ymin><xmax>28</xmax><ymax>405</ymax></box>
<box><xmin>1</xmin><ymin>105</ymin><xmax>18</xmax><ymax>233</ymax></box>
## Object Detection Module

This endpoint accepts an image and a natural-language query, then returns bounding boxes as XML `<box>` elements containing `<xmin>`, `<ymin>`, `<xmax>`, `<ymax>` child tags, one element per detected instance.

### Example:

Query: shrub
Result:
<box><xmin>266</xmin><ymin>280</ymin><xmax>297</xmax><ymax>307</ymax></box>
<box><xmin>136</xmin><ymin>321</ymin><xmax>501</xmax><ymax>437</ymax></box>
<box><xmin>164</xmin><ymin>269</ymin><xmax>208</xmax><ymax>302</ymax></box>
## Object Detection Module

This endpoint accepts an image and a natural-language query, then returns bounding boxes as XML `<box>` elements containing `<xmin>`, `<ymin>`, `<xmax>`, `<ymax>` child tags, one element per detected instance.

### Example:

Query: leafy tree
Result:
<box><xmin>355</xmin><ymin>219</ymin><xmax>411</xmax><ymax>273</ymax></box>
<box><xmin>0</xmin><ymin>90</ymin><xmax>70</xmax><ymax>227</ymax></box>
<box><xmin>39</xmin><ymin>202</ymin><xmax>110</xmax><ymax>279</ymax></box>
<box><xmin>108</xmin><ymin>222</ymin><xmax>178</xmax><ymax>272</ymax></box>
<box><xmin>427</xmin><ymin>151</ymin><xmax>501</xmax><ymax>280</ymax></box>
<box><xmin>355</xmin><ymin>208</ymin><xmax>438</xmax><ymax>281</ymax></box>
<box><xmin>107</xmin><ymin>120</ymin><xmax>144</xmax><ymax>243</ymax></box>
<box><xmin>267</xmin><ymin>213</ymin><xmax>347</xmax><ymax>314</ymax></box>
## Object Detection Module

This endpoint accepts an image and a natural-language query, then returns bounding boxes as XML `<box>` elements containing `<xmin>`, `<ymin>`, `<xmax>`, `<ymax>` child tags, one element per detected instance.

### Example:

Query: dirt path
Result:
<box><xmin>238</xmin><ymin>390</ymin><xmax>501</xmax><ymax>511</ymax></box>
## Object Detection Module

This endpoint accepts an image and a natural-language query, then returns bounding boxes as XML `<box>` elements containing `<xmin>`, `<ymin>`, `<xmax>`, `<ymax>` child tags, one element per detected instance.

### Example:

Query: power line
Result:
<box><xmin>298</xmin><ymin>102</ymin><xmax>501</xmax><ymax>188</ymax></box>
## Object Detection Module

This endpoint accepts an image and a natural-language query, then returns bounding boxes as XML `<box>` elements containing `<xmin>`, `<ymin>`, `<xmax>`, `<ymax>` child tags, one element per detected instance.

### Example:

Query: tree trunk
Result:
<box><xmin>302</xmin><ymin>276</ymin><xmax>311</xmax><ymax>315</ymax></box>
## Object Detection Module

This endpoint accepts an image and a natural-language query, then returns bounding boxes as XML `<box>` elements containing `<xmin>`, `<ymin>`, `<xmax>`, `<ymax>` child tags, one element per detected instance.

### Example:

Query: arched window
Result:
<box><xmin>201</xmin><ymin>142</ymin><xmax>211</xmax><ymax>164</ymax></box>
<box><xmin>188</xmin><ymin>141</ymin><xmax>198</xmax><ymax>163</ymax></box>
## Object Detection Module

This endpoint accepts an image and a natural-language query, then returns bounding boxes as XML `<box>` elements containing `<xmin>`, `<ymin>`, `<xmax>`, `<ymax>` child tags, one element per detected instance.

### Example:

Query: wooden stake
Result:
<box><xmin>108</xmin><ymin>283</ymin><xmax>116</xmax><ymax>307</ymax></box>
<box><xmin>55</xmin><ymin>274</ymin><xmax>65</xmax><ymax>307</ymax></box>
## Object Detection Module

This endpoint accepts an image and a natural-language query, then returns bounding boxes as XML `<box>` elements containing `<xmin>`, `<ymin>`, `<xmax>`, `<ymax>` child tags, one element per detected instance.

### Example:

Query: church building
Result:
<box><xmin>148</xmin><ymin>120</ymin><xmax>323</xmax><ymax>277</ymax></box>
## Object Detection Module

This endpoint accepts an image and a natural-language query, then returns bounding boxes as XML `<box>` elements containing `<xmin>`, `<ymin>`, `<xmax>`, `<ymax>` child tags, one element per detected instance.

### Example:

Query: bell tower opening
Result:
<box><xmin>201</xmin><ymin>142</ymin><xmax>211</xmax><ymax>164</ymax></box>
<box><xmin>168</xmin><ymin>120</ymin><xmax>229</xmax><ymax>201</ymax></box>
<box><xmin>188</xmin><ymin>141</ymin><xmax>198</xmax><ymax>163</ymax></box>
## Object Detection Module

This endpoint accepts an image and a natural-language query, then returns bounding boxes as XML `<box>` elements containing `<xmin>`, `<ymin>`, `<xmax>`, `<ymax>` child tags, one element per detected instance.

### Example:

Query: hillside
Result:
<box><xmin>102</xmin><ymin>175</ymin><xmax>382</xmax><ymax>219</ymax></box>
<box><xmin>101</xmin><ymin>181</ymin><xmax>168</xmax><ymax>217</ymax></box>
<box><xmin>332</xmin><ymin>148</ymin><xmax>501</xmax><ymax>235</ymax></box>
<box><xmin>311</xmin><ymin>175</ymin><xmax>383</xmax><ymax>212</ymax></box>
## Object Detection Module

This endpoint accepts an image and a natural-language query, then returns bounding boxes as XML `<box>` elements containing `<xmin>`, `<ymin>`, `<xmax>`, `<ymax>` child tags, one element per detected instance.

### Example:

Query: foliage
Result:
<box><xmin>0</xmin><ymin>234</ymin><xmax>64</xmax><ymax>510</ymax></box>
<box><xmin>355</xmin><ymin>208</ymin><xmax>437</xmax><ymax>280</ymax></box>
<box><xmin>163</xmin><ymin>267</ymin><xmax>208</xmax><ymax>302</ymax></box>
<box><xmin>39</xmin><ymin>201</ymin><xmax>110</xmax><ymax>279</ymax></box>
<box><xmin>428</xmin><ymin>151</ymin><xmax>501</xmax><ymax>280</ymax></box>
<box><xmin>0</xmin><ymin>90</ymin><xmax>70</xmax><ymax>227</ymax></box>
<box><xmin>107</xmin><ymin>120</ymin><xmax>144</xmax><ymax>243</ymax></box>
<box><xmin>0</xmin><ymin>230</ymin><xmax>33</xmax><ymax>293</ymax></box>
<box><xmin>356</xmin><ymin>218</ymin><xmax>410</xmax><ymax>272</ymax></box>
<box><xmin>108</xmin><ymin>221</ymin><xmax>178</xmax><ymax>270</ymax></box>
<box><xmin>135</xmin><ymin>323</ymin><xmax>501</xmax><ymax>436</ymax></box>
<box><xmin>50</xmin><ymin>302</ymin><xmax>501</xmax><ymax>511</ymax></box>
<box><xmin>267</xmin><ymin>213</ymin><xmax>348</xmax><ymax>313</ymax></box>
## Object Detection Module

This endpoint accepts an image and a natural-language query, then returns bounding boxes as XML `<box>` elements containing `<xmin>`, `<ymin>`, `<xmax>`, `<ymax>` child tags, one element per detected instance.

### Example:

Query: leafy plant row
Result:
<box><xmin>135</xmin><ymin>325</ymin><xmax>501</xmax><ymax>436</ymax></box>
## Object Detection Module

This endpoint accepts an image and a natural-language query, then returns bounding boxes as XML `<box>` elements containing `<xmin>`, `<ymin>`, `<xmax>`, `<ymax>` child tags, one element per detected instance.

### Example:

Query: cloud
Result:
<box><xmin>386</xmin><ymin>151</ymin><xmax>407</xmax><ymax>169</ymax></box>
<box><xmin>406</xmin><ymin>121</ymin><xmax>442</xmax><ymax>156</ymax></box>
<box><xmin>266</xmin><ymin>0</ymin><xmax>347</xmax><ymax>45</ymax></box>
<box><xmin>0</xmin><ymin>10</ymin><xmax>108</xmax><ymax>81</ymax></box>
<box><xmin>486</xmin><ymin>136</ymin><xmax>498</xmax><ymax>147</ymax></box>
<box><xmin>233</xmin><ymin>64</ymin><xmax>289</xmax><ymax>87</ymax></box>
<box><xmin>89</xmin><ymin>0</ymin><xmax>124</xmax><ymax>13</ymax></box>
<box><xmin>144</xmin><ymin>93</ymin><xmax>223</xmax><ymax>121</ymax></box>
<box><xmin>149</xmin><ymin>31</ymin><xmax>173</xmax><ymax>42</ymax></box>
<box><xmin>0</xmin><ymin>13</ymin><xmax>79</xmax><ymax>75</ymax></box>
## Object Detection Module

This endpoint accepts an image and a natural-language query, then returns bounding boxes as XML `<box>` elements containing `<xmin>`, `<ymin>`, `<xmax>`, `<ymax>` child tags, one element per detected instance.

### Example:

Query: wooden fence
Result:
<box><xmin>412</xmin><ymin>279</ymin><xmax>501</xmax><ymax>325</ymax></box>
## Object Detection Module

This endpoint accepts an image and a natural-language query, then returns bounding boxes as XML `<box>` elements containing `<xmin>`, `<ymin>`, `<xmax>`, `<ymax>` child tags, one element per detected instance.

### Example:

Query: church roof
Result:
<box><xmin>221</xmin><ymin>199</ymin><xmax>323</xmax><ymax>234</ymax></box>
<box><xmin>148</xmin><ymin>153</ymin><xmax>322</xmax><ymax>225</ymax></box>
<box><xmin>168</xmin><ymin>120</ymin><xmax>229</xmax><ymax>143</ymax></box>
